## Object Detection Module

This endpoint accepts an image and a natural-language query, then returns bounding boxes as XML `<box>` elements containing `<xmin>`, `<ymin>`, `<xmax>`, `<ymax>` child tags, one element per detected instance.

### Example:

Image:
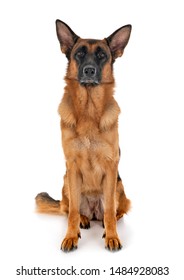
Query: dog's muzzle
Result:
<box><xmin>80</xmin><ymin>64</ymin><xmax>99</xmax><ymax>86</ymax></box>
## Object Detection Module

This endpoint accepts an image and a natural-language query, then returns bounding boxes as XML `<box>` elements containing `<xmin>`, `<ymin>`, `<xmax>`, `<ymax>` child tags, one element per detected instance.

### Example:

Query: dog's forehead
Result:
<box><xmin>73</xmin><ymin>38</ymin><xmax>110</xmax><ymax>53</ymax></box>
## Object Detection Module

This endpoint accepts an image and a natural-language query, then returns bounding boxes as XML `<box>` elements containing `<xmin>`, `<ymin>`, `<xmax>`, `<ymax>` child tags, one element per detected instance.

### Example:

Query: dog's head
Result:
<box><xmin>56</xmin><ymin>20</ymin><xmax>131</xmax><ymax>86</ymax></box>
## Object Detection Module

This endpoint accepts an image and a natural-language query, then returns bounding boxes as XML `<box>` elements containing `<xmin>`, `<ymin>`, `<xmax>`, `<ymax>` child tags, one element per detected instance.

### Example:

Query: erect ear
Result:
<box><xmin>55</xmin><ymin>20</ymin><xmax>79</xmax><ymax>59</ymax></box>
<box><xmin>106</xmin><ymin>25</ymin><xmax>132</xmax><ymax>60</ymax></box>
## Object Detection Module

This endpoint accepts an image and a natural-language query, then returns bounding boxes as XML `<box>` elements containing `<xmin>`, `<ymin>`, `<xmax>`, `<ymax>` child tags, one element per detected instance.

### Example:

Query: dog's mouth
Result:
<box><xmin>80</xmin><ymin>78</ymin><xmax>100</xmax><ymax>86</ymax></box>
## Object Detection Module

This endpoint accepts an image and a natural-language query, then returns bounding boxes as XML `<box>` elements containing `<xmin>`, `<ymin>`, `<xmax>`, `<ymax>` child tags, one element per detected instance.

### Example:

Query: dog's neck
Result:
<box><xmin>58</xmin><ymin>80</ymin><xmax>120</xmax><ymax>131</ymax></box>
<box><xmin>67</xmin><ymin>79</ymin><xmax>113</xmax><ymax>111</ymax></box>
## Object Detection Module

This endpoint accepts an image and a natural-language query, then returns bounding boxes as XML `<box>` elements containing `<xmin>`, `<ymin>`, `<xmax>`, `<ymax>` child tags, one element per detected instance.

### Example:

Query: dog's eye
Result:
<box><xmin>96</xmin><ymin>51</ymin><xmax>106</xmax><ymax>60</ymax></box>
<box><xmin>76</xmin><ymin>51</ymin><xmax>85</xmax><ymax>58</ymax></box>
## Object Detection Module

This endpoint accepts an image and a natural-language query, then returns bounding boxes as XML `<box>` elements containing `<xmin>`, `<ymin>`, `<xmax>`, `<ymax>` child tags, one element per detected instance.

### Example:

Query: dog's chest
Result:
<box><xmin>74</xmin><ymin>124</ymin><xmax>113</xmax><ymax>193</ymax></box>
<box><xmin>75</xmin><ymin>120</ymin><xmax>113</xmax><ymax>161</ymax></box>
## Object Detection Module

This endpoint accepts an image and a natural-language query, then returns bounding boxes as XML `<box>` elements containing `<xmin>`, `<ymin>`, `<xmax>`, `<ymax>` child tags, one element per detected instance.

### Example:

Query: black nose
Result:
<box><xmin>83</xmin><ymin>65</ymin><xmax>96</xmax><ymax>77</ymax></box>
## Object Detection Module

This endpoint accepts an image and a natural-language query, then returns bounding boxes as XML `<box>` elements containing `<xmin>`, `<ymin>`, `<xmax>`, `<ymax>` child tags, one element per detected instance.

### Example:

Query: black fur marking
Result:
<box><xmin>117</xmin><ymin>172</ymin><xmax>121</xmax><ymax>182</ymax></box>
<box><xmin>87</xmin><ymin>39</ymin><xmax>98</xmax><ymax>44</ymax></box>
<box><xmin>117</xmin><ymin>148</ymin><xmax>121</xmax><ymax>181</ymax></box>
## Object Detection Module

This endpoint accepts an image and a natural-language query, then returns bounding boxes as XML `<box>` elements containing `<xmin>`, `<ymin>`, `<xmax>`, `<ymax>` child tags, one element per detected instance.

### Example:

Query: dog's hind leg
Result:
<box><xmin>80</xmin><ymin>215</ymin><xmax>90</xmax><ymax>229</ymax></box>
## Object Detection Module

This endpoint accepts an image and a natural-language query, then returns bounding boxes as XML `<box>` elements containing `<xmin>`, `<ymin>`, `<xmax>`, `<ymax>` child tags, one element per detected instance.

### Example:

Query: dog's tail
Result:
<box><xmin>35</xmin><ymin>192</ymin><xmax>68</xmax><ymax>215</ymax></box>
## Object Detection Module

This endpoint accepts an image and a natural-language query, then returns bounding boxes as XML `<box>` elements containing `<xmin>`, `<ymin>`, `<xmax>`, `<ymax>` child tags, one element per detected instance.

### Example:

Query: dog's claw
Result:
<box><xmin>61</xmin><ymin>245</ymin><xmax>78</xmax><ymax>252</ymax></box>
<box><xmin>61</xmin><ymin>235</ymin><xmax>80</xmax><ymax>252</ymax></box>
<box><xmin>104</xmin><ymin>236</ymin><xmax>122</xmax><ymax>251</ymax></box>
<box><xmin>105</xmin><ymin>243</ymin><xmax>122</xmax><ymax>251</ymax></box>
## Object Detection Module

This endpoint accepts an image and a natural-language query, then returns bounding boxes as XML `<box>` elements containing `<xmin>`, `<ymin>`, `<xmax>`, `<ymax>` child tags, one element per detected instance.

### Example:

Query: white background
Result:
<box><xmin>0</xmin><ymin>0</ymin><xmax>184</xmax><ymax>279</ymax></box>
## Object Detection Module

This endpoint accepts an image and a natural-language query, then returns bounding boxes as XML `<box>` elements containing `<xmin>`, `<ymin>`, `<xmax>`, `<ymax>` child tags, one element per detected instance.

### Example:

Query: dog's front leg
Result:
<box><xmin>103</xmin><ymin>164</ymin><xmax>122</xmax><ymax>251</ymax></box>
<box><xmin>61</xmin><ymin>162</ymin><xmax>81</xmax><ymax>252</ymax></box>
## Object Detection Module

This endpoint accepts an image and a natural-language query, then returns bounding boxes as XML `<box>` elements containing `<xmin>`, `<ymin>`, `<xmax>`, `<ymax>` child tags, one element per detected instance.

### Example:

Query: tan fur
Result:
<box><xmin>36</xmin><ymin>21</ymin><xmax>132</xmax><ymax>251</ymax></box>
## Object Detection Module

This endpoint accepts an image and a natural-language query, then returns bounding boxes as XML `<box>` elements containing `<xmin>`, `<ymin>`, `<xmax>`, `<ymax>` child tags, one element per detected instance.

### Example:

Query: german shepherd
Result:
<box><xmin>36</xmin><ymin>20</ymin><xmax>132</xmax><ymax>252</ymax></box>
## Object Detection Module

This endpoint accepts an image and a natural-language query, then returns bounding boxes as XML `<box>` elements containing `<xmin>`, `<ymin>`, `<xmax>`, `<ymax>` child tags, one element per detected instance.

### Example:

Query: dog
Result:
<box><xmin>36</xmin><ymin>20</ymin><xmax>132</xmax><ymax>252</ymax></box>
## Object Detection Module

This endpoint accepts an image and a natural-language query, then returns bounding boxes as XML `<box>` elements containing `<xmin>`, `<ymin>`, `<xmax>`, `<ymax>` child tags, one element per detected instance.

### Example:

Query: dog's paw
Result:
<box><xmin>61</xmin><ymin>233</ymin><xmax>81</xmax><ymax>252</ymax></box>
<box><xmin>80</xmin><ymin>215</ymin><xmax>90</xmax><ymax>229</ymax></box>
<box><xmin>103</xmin><ymin>234</ymin><xmax>122</xmax><ymax>251</ymax></box>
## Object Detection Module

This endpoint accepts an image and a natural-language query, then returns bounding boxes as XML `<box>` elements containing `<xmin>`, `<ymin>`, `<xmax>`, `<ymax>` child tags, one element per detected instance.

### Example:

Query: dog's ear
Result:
<box><xmin>106</xmin><ymin>25</ymin><xmax>132</xmax><ymax>60</ymax></box>
<box><xmin>56</xmin><ymin>20</ymin><xmax>79</xmax><ymax>59</ymax></box>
